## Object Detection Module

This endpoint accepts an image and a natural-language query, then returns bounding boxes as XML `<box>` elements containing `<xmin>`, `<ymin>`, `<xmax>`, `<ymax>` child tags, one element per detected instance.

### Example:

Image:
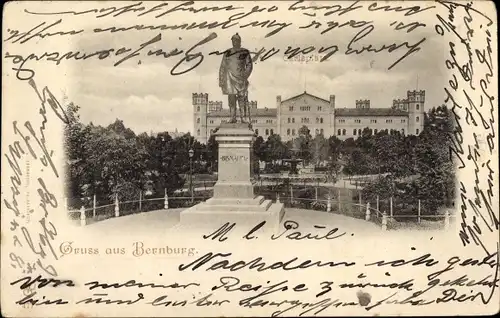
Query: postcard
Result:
<box><xmin>1</xmin><ymin>0</ymin><xmax>498</xmax><ymax>316</ymax></box>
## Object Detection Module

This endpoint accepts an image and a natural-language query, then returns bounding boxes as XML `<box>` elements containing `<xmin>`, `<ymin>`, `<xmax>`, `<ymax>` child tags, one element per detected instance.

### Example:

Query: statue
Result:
<box><xmin>219</xmin><ymin>33</ymin><xmax>253</xmax><ymax>123</ymax></box>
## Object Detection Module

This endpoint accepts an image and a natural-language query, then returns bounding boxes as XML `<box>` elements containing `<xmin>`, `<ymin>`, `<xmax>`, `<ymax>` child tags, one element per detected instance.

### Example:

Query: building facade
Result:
<box><xmin>193</xmin><ymin>90</ymin><xmax>425</xmax><ymax>144</ymax></box>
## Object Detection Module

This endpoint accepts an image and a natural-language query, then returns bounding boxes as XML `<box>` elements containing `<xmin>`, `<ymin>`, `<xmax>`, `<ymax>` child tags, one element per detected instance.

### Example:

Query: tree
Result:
<box><xmin>64</xmin><ymin>103</ymin><xmax>91</xmax><ymax>200</ymax></box>
<box><xmin>297</xmin><ymin>125</ymin><xmax>313</xmax><ymax>164</ymax></box>
<box><xmin>253</xmin><ymin>136</ymin><xmax>266</xmax><ymax>173</ymax></box>
<box><xmin>143</xmin><ymin>132</ymin><xmax>184</xmax><ymax>196</ymax></box>
<box><xmin>265</xmin><ymin>134</ymin><xmax>286</xmax><ymax>165</ymax></box>
<box><xmin>83</xmin><ymin>125</ymin><xmax>148</xmax><ymax>200</ymax></box>
<box><xmin>310</xmin><ymin>134</ymin><xmax>329</xmax><ymax>165</ymax></box>
<box><xmin>206</xmin><ymin>128</ymin><xmax>219</xmax><ymax>173</ymax></box>
<box><xmin>108</xmin><ymin>119</ymin><xmax>136</xmax><ymax>139</ymax></box>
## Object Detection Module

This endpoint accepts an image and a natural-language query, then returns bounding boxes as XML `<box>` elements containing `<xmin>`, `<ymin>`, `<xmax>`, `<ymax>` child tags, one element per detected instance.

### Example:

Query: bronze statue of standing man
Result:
<box><xmin>219</xmin><ymin>33</ymin><xmax>253</xmax><ymax>123</ymax></box>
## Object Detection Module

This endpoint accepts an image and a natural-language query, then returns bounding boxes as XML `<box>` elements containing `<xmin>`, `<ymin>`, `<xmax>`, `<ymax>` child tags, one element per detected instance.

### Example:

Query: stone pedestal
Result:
<box><xmin>179</xmin><ymin>123</ymin><xmax>285</xmax><ymax>233</ymax></box>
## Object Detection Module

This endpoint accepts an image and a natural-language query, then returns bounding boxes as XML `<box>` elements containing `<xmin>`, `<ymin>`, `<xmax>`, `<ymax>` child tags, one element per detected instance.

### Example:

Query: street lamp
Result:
<box><xmin>188</xmin><ymin>148</ymin><xmax>194</xmax><ymax>203</ymax></box>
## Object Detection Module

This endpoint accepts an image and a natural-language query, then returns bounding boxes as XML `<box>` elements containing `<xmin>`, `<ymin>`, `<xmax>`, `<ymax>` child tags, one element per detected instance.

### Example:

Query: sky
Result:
<box><xmin>6</xmin><ymin>1</ymin><xmax>451</xmax><ymax>135</ymax></box>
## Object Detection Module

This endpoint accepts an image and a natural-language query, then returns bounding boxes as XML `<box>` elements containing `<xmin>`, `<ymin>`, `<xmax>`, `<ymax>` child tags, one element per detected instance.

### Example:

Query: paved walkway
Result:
<box><xmin>83</xmin><ymin>207</ymin><xmax>379</xmax><ymax>236</ymax></box>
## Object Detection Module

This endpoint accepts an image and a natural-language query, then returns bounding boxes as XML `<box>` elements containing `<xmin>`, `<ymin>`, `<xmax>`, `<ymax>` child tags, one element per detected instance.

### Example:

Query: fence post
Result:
<box><xmin>80</xmin><ymin>206</ymin><xmax>86</xmax><ymax>226</ymax></box>
<box><xmin>315</xmin><ymin>187</ymin><xmax>318</xmax><ymax>202</ymax></box>
<box><xmin>289</xmin><ymin>184</ymin><xmax>293</xmax><ymax>203</ymax></box>
<box><xmin>444</xmin><ymin>210</ymin><xmax>450</xmax><ymax>230</ymax></box>
<box><xmin>338</xmin><ymin>189</ymin><xmax>341</xmax><ymax>211</ymax></box>
<box><xmin>164</xmin><ymin>188</ymin><xmax>169</xmax><ymax>209</ymax></box>
<box><xmin>390</xmin><ymin>196</ymin><xmax>393</xmax><ymax>219</ymax></box>
<box><xmin>277</xmin><ymin>193</ymin><xmax>281</xmax><ymax>203</ymax></box>
<box><xmin>92</xmin><ymin>195</ymin><xmax>96</xmax><ymax>218</ymax></box>
<box><xmin>359</xmin><ymin>191</ymin><xmax>362</xmax><ymax>214</ymax></box>
<box><xmin>376</xmin><ymin>195</ymin><xmax>379</xmax><ymax>211</ymax></box>
<box><xmin>327</xmin><ymin>196</ymin><xmax>331</xmax><ymax>212</ymax></box>
<box><xmin>114</xmin><ymin>194</ymin><xmax>120</xmax><ymax>217</ymax></box>
<box><xmin>63</xmin><ymin>197</ymin><xmax>68</xmax><ymax>211</ymax></box>
<box><xmin>139</xmin><ymin>191</ymin><xmax>142</xmax><ymax>211</ymax></box>
<box><xmin>381</xmin><ymin>211</ymin><xmax>388</xmax><ymax>231</ymax></box>
<box><xmin>418</xmin><ymin>200</ymin><xmax>421</xmax><ymax>223</ymax></box>
<box><xmin>365</xmin><ymin>202</ymin><xmax>371</xmax><ymax>221</ymax></box>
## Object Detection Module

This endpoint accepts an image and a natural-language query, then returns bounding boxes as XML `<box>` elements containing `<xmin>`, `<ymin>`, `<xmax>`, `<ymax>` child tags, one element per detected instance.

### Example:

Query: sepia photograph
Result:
<box><xmin>2</xmin><ymin>1</ymin><xmax>498</xmax><ymax>317</ymax></box>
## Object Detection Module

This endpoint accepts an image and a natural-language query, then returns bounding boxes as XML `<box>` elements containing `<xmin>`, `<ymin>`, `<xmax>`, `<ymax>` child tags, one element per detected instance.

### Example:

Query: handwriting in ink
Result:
<box><xmin>179</xmin><ymin>252</ymin><xmax>355</xmax><ymax>272</ymax></box>
<box><xmin>271</xmin><ymin>220</ymin><xmax>346</xmax><ymax>241</ymax></box>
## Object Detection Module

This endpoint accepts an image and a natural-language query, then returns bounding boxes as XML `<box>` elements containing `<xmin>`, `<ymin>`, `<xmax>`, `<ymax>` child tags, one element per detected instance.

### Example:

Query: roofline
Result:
<box><xmin>281</xmin><ymin>92</ymin><xmax>330</xmax><ymax>104</ymax></box>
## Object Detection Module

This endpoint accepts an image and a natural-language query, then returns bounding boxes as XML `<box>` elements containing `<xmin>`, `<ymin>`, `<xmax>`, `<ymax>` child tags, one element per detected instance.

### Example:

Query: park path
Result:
<box><xmin>84</xmin><ymin>207</ymin><xmax>378</xmax><ymax>235</ymax></box>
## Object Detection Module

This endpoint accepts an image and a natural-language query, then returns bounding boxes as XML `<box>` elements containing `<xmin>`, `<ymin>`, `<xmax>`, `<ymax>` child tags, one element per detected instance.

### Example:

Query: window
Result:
<box><xmin>288</xmin><ymin>118</ymin><xmax>291</xmax><ymax>123</ymax></box>
<box><xmin>197</xmin><ymin>106</ymin><xmax>200</xmax><ymax>112</ymax></box>
<box><xmin>386</xmin><ymin>119</ymin><xmax>392</xmax><ymax>123</ymax></box>
<box><xmin>315</xmin><ymin>129</ymin><xmax>319</xmax><ymax>135</ymax></box>
<box><xmin>255</xmin><ymin>129</ymin><xmax>259</xmax><ymax>135</ymax></box>
<box><xmin>338</xmin><ymin>119</ymin><xmax>345</xmax><ymax>123</ymax></box>
<box><xmin>401</xmin><ymin>119</ymin><xmax>406</xmax><ymax>123</ymax></box>
<box><xmin>300</xmin><ymin>106</ymin><xmax>311</xmax><ymax>111</ymax></box>
<box><xmin>316</xmin><ymin>117</ymin><xmax>319</xmax><ymax>124</ymax></box>
<box><xmin>358</xmin><ymin>129</ymin><xmax>361</xmax><ymax>135</ymax></box>
<box><xmin>287</xmin><ymin>128</ymin><xmax>290</xmax><ymax>135</ymax></box>
<box><xmin>337</xmin><ymin>129</ymin><xmax>341</xmax><ymax>135</ymax></box>
<box><xmin>209</xmin><ymin>120</ymin><xmax>214</xmax><ymax>124</ymax></box>
<box><xmin>416</xmin><ymin>116</ymin><xmax>420</xmax><ymax>122</ymax></box>
<box><xmin>270</xmin><ymin>129</ymin><xmax>274</xmax><ymax>135</ymax></box>
<box><xmin>292</xmin><ymin>118</ymin><xmax>295</xmax><ymax>123</ymax></box>
<box><xmin>401</xmin><ymin>129</ymin><xmax>405</xmax><ymax>135</ymax></box>
<box><xmin>301</xmin><ymin>117</ymin><xmax>310</xmax><ymax>124</ymax></box>
<box><xmin>416</xmin><ymin>104</ymin><xmax>420</xmax><ymax>110</ymax></box>
<box><xmin>371</xmin><ymin>119</ymin><xmax>377</xmax><ymax>123</ymax></box>
<box><xmin>353</xmin><ymin>129</ymin><xmax>357</xmax><ymax>135</ymax></box>
<box><xmin>374</xmin><ymin>129</ymin><xmax>378</xmax><ymax>134</ymax></box>
<box><xmin>318</xmin><ymin>106</ymin><xmax>322</xmax><ymax>111</ymax></box>
<box><xmin>292</xmin><ymin>129</ymin><xmax>296</xmax><ymax>136</ymax></box>
<box><xmin>252</xmin><ymin>119</ymin><xmax>257</xmax><ymax>124</ymax></box>
<box><xmin>320</xmin><ymin>128</ymin><xmax>324</xmax><ymax>135</ymax></box>
<box><xmin>355</xmin><ymin>119</ymin><xmax>361</xmax><ymax>123</ymax></box>
<box><xmin>289</xmin><ymin>106</ymin><xmax>294</xmax><ymax>111</ymax></box>
<box><xmin>342</xmin><ymin>129</ymin><xmax>346</xmax><ymax>135</ymax></box>
<box><xmin>266</xmin><ymin>119</ymin><xmax>273</xmax><ymax>124</ymax></box>
<box><xmin>320</xmin><ymin>118</ymin><xmax>323</xmax><ymax>124</ymax></box>
<box><xmin>265</xmin><ymin>129</ymin><xmax>269</xmax><ymax>135</ymax></box>
<box><xmin>416</xmin><ymin>129</ymin><xmax>420</xmax><ymax>134</ymax></box>
<box><xmin>197</xmin><ymin>129</ymin><xmax>200</xmax><ymax>135</ymax></box>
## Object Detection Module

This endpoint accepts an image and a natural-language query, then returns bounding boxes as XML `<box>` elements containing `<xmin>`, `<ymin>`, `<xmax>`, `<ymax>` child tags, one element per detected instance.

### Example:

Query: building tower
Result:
<box><xmin>407</xmin><ymin>90</ymin><xmax>425</xmax><ymax>135</ymax></box>
<box><xmin>355</xmin><ymin>99</ymin><xmax>370</xmax><ymax>109</ymax></box>
<box><xmin>193</xmin><ymin>93</ymin><xmax>208</xmax><ymax>144</ymax></box>
<box><xmin>276</xmin><ymin>95</ymin><xmax>282</xmax><ymax>136</ymax></box>
<box><xmin>328</xmin><ymin>94</ymin><xmax>336</xmax><ymax>137</ymax></box>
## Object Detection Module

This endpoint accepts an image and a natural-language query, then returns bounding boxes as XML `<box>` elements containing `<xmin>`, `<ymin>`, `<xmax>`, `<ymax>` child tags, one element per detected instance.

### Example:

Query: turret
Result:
<box><xmin>407</xmin><ymin>90</ymin><xmax>425</xmax><ymax>135</ymax></box>
<box><xmin>355</xmin><ymin>99</ymin><xmax>370</xmax><ymax>109</ymax></box>
<box><xmin>277</xmin><ymin>95</ymin><xmax>282</xmax><ymax>137</ymax></box>
<box><xmin>392</xmin><ymin>98</ymin><xmax>408</xmax><ymax>110</ymax></box>
<box><xmin>329</xmin><ymin>94</ymin><xmax>336</xmax><ymax>137</ymax></box>
<box><xmin>193</xmin><ymin>93</ymin><xmax>208</xmax><ymax>144</ymax></box>
<box><xmin>329</xmin><ymin>95</ymin><xmax>335</xmax><ymax>109</ymax></box>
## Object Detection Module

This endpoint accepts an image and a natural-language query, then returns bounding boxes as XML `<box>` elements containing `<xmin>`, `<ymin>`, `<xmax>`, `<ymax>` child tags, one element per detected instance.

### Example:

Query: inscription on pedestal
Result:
<box><xmin>221</xmin><ymin>155</ymin><xmax>249</xmax><ymax>162</ymax></box>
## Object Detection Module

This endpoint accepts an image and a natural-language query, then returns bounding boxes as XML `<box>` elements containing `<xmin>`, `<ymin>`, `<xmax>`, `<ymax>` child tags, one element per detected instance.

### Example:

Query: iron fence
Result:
<box><xmin>67</xmin><ymin>185</ymin><xmax>453</xmax><ymax>231</ymax></box>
